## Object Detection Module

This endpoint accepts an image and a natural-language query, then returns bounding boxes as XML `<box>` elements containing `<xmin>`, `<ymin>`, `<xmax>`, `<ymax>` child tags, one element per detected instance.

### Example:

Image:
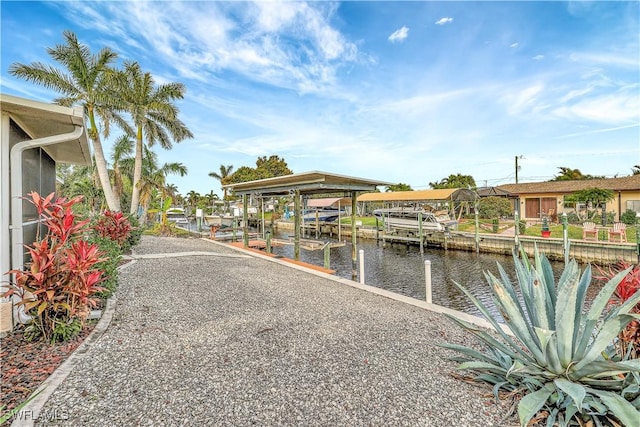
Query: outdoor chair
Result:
<box><xmin>608</xmin><ymin>222</ymin><xmax>627</xmax><ymax>242</ymax></box>
<box><xmin>582</xmin><ymin>222</ymin><xmax>598</xmax><ymax>241</ymax></box>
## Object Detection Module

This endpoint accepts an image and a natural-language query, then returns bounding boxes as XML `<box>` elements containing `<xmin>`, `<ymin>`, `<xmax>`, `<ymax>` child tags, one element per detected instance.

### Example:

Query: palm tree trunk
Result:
<box><xmin>89</xmin><ymin>109</ymin><xmax>121</xmax><ymax>212</ymax></box>
<box><xmin>129</xmin><ymin>127</ymin><xmax>144</xmax><ymax>216</ymax></box>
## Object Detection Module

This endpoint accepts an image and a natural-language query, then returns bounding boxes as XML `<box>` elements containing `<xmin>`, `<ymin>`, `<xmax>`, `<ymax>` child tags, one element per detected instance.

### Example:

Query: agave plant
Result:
<box><xmin>442</xmin><ymin>248</ymin><xmax>640</xmax><ymax>427</ymax></box>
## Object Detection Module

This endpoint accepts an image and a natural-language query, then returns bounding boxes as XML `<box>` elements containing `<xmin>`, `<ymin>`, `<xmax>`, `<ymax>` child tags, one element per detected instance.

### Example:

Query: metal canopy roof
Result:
<box><xmin>1</xmin><ymin>93</ymin><xmax>91</xmax><ymax>165</ymax></box>
<box><xmin>306</xmin><ymin>197</ymin><xmax>351</xmax><ymax>208</ymax></box>
<box><xmin>476</xmin><ymin>186</ymin><xmax>513</xmax><ymax>197</ymax></box>
<box><xmin>223</xmin><ymin>171</ymin><xmax>390</xmax><ymax>196</ymax></box>
<box><xmin>357</xmin><ymin>188</ymin><xmax>477</xmax><ymax>202</ymax></box>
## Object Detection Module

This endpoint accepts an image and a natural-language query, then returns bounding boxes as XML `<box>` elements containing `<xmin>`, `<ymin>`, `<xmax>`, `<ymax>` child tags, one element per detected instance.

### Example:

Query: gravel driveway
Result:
<box><xmin>34</xmin><ymin>236</ymin><xmax>511</xmax><ymax>426</ymax></box>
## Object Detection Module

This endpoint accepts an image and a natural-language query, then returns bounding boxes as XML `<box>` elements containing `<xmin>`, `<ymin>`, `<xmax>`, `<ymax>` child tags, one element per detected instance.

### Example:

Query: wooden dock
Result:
<box><xmin>229</xmin><ymin>241</ymin><xmax>336</xmax><ymax>274</ymax></box>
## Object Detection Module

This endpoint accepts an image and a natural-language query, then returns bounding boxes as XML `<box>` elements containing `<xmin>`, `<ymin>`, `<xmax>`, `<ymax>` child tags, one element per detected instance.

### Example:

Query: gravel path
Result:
<box><xmin>35</xmin><ymin>236</ymin><xmax>511</xmax><ymax>426</ymax></box>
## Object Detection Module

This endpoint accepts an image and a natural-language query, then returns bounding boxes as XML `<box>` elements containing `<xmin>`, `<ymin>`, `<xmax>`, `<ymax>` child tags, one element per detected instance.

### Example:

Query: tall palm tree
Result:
<box><xmin>116</xmin><ymin>61</ymin><xmax>193</xmax><ymax>216</ymax></box>
<box><xmin>209</xmin><ymin>164</ymin><xmax>234</xmax><ymax>200</ymax></box>
<box><xmin>9</xmin><ymin>30</ymin><xmax>130</xmax><ymax>211</ymax></box>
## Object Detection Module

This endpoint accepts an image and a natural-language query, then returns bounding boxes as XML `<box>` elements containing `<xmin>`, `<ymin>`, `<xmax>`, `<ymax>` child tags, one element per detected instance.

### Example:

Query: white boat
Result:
<box><xmin>302</xmin><ymin>208</ymin><xmax>345</xmax><ymax>222</ymax></box>
<box><xmin>373</xmin><ymin>208</ymin><xmax>457</xmax><ymax>232</ymax></box>
<box><xmin>204</xmin><ymin>214</ymin><xmax>236</xmax><ymax>228</ymax></box>
<box><xmin>166</xmin><ymin>208</ymin><xmax>189</xmax><ymax>226</ymax></box>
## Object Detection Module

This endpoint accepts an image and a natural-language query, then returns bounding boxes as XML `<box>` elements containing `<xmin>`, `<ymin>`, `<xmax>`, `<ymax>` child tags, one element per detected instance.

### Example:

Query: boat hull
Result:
<box><xmin>373</xmin><ymin>209</ymin><xmax>457</xmax><ymax>232</ymax></box>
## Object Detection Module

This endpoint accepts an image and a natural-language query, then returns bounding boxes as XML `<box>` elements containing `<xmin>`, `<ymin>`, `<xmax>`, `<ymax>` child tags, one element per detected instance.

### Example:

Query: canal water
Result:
<box><xmin>268</xmin><ymin>232</ymin><xmax>578</xmax><ymax>319</ymax></box>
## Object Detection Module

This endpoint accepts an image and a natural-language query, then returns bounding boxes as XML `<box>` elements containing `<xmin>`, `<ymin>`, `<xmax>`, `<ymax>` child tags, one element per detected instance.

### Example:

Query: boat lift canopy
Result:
<box><xmin>357</xmin><ymin>188</ymin><xmax>477</xmax><ymax>220</ymax></box>
<box><xmin>357</xmin><ymin>188</ymin><xmax>476</xmax><ymax>202</ymax></box>
<box><xmin>223</xmin><ymin>171</ymin><xmax>390</xmax><ymax>277</ymax></box>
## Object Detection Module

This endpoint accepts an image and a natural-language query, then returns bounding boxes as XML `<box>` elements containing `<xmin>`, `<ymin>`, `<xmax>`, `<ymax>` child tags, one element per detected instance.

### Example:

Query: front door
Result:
<box><xmin>541</xmin><ymin>197</ymin><xmax>557</xmax><ymax>217</ymax></box>
<box><xmin>525</xmin><ymin>198</ymin><xmax>540</xmax><ymax>219</ymax></box>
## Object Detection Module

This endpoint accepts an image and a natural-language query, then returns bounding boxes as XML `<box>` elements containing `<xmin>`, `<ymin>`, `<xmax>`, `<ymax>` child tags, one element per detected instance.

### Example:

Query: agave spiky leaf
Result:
<box><xmin>441</xmin><ymin>247</ymin><xmax>640</xmax><ymax>426</ymax></box>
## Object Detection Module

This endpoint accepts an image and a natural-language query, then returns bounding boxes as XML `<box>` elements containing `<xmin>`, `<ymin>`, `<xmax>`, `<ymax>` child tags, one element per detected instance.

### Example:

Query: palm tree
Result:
<box><xmin>136</xmin><ymin>145</ymin><xmax>188</xmax><ymax>224</ymax></box>
<box><xmin>185</xmin><ymin>190</ymin><xmax>200</xmax><ymax>213</ymax></box>
<box><xmin>164</xmin><ymin>184</ymin><xmax>179</xmax><ymax>200</ymax></box>
<box><xmin>110</xmin><ymin>135</ymin><xmax>135</xmax><ymax>208</ymax></box>
<box><xmin>9</xmin><ymin>30</ymin><xmax>130</xmax><ymax>211</ymax></box>
<box><xmin>208</xmin><ymin>164</ymin><xmax>234</xmax><ymax>200</ymax></box>
<box><xmin>116</xmin><ymin>61</ymin><xmax>193</xmax><ymax>216</ymax></box>
<box><xmin>632</xmin><ymin>165</ymin><xmax>640</xmax><ymax>175</ymax></box>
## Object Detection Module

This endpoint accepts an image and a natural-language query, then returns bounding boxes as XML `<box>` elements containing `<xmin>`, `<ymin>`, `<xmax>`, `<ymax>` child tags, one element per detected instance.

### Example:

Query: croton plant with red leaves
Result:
<box><xmin>2</xmin><ymin>192</ymin><xmax>105</xmax><ymax>343</ymax></box>
<box><xmin>595</xmin><ymin>259</ymin><xmax>640</xmax><ymax>359</ymax></box>
<box><xmin>93</xmin><ymin>209</ymin><xmax>132</xmax><ymax>247</ymax></box>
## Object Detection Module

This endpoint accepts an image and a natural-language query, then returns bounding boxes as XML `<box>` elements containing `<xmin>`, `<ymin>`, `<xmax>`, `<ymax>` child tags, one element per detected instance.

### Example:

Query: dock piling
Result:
<box><xmin>418</xmin><ymin>212</ymin><xmax>424</xmax><ymax>254</ymax></box>
<box><xmin>324</xmin><ymin>242</ymin><xmax>331</xmax><ymax>270</ymax></box>
<box><xmin>425</xmin><ymin>260</ymin><xmax>432</xmax><ymax>304</ymax></box>
<box><xmin>359</xmin><ymin>249</ymin><xmax>365</xmax><ymax>284</ymax></box>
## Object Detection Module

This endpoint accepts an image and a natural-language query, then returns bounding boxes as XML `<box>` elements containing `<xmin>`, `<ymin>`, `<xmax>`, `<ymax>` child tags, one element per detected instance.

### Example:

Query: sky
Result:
<box><xmin>1</xmin><ymin>1</ymin><xmax>639</xmax><ymax>198</ymax></box>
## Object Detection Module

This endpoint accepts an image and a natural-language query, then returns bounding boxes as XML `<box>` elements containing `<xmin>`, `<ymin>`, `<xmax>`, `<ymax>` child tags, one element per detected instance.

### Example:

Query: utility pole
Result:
<box><xmin>515</xmin><ymin>155</ymin><xmax>523</xmax><ymax>184</ymax></box>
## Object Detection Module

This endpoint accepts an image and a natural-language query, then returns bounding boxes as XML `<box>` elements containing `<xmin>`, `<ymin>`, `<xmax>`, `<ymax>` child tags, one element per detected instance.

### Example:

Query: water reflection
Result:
<box><xmin>270</xmin><ymin>233</ymin><xmax>571</xmax><ymax>318</ymax></box>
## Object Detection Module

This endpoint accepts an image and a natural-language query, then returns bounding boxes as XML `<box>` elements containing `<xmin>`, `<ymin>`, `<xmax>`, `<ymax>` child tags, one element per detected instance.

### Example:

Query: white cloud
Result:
<box><xmin>502</xmin><ymin>84</ymin><xmax>545</xmax><ymax>115</ymax></box>
<box><xmin>388</xmin><ymin>26</ymin><xmax>409</xmax><ymax>43</ymax></box>
<box><xmin>532</xmin><ymin>55</ymin><xmax>544</xmax><ymax>61</ymax></box>
<box><xmin>62</xmin><ymin>1</ymin><xmax>359</xmax><ymax>96</ymax></box>
<box><xmin>510</xmin><ymin>43</ymin><xmax>519</xmax><ymax>48</ymax></box>
<box><xmin>435</xmin><ymin>17</ymin><xmax>453</xmax><ymax>25</ymax></box>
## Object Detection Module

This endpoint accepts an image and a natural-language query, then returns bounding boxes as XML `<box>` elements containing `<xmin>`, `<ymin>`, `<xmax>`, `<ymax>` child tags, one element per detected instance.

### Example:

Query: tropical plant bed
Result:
<box><xmin>0</xmin><ymin>321</ymin><xmax>96</xmax><ymax>422</ymax></box>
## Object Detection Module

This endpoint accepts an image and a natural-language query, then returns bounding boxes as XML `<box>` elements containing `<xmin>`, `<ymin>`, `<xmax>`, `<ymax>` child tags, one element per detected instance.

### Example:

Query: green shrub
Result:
<box><xmin>51</xmin><ymin>317</ymin><xmax>82</xmax><ymax>343</ymax></box>
<box><xmin>442</xmin><ymin>248</ymin><xmax>640</xmax><ymax>426</ymax></box>
<box><xmin>517</xmin><ymin>219</ymin><xmax>526</xmax><ymax>234</ymax></box>
<box><xmin>87</xmin><ymin>235</ymin><xmax>122</xmax><ymax>299</ymax></box>
<box><xmin>566</xmin><ymin>211</ymin><xmax>582</xmax><ymax>224</ymax></box>
<box><xmin>124</xmin><ymin>213</ymin><xmax>143</xmax><ymax>251</ymax></box>
<box><xmin>620</xmin><ymin>209</ymin><xmax>638</xmax><ymax>225</ymax></box>
<box><xmin>478</xmin><ymin>196</ymin><xmax>513</xmax><ymax>219</ymax></box>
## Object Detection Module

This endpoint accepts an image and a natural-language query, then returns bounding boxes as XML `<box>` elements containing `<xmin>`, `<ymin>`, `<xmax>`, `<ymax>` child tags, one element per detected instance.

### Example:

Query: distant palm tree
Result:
<box><xmin>10</xmin><ymin>30</ymin><xmax>131</xmax><ymax>211</ymax></box>
<box><xmin>116</xmin><ymin>61</ymin><xmax>193</xmax><ymax>216</ymax></box>
<box><xmin>632</xmin><ymin>165</ymin><xmax>640</xmax><ymax>175</ymax></box>
<box><xmin>110</xmin><ymin>135</ymin><xmax>135</xmax><ymax>205</ymax></box>
<box><xmin>164</xmin><ymin>184</ymin><xmax>179</xmax><ymax>199</ymax></box>
<box><xmin>185</xmin><ymin>190</ymin><xmax>200</xmax><ymax>213</ymax></box>
<box><xmin>209</xmin><ymin>164</ymin><xmax>234</xmax><ymax>200</ymax></box>
<box><xmin>136</xmin><ymin>146</ymin><xmax>187</xmax><ymax>223</ymax></box>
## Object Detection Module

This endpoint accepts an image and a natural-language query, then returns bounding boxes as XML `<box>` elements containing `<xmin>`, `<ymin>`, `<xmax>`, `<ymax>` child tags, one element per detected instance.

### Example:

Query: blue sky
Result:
<box><xmin>2</xmin><ymin>1</ymin><xmax>639</xmax><ymax>197</ymax></box>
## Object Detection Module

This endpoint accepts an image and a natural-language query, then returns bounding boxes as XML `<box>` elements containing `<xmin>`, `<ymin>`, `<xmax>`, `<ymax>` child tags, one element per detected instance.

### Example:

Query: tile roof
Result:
<box><xmin>497</xmin><ymin>175</ymin><xmax>640</xmax><ymax>194</ymax></box>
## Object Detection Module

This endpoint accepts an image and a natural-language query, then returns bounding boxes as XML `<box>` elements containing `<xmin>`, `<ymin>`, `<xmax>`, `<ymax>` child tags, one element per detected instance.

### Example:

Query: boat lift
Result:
<box><xmin>223</xmin><ymin>171</ymin><xmax>390</xmax><ymax>278</ymax></box>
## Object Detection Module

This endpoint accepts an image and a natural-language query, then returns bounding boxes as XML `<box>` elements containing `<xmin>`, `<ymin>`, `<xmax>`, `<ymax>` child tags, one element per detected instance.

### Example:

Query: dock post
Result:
<box><xmin>425</xmin><ymin>260</ymin><xmax>432</xmax><ymax>304</ymax></box>
<box><xmin>359</xmin><ymin>249</ymin><xmax>365</xmax><ymax>284</ymax></box>
<box><xmin>232</xmin><ymin>218</ymin><xmax>237</xmax><ymax>242</ymax></box>
<box><xmin>418</xmin><ymin>212</ymin><xmax>424</xmax><ymax>254</ymax></box>
<box><xmin>324</xmin><ymin>243</ymin><xmax>331</xmax><ymax>270</ymax></box>
<box><xmin>351</xmin><ymin>192</ymin><xmax>357</xmax><ymax>280</ymax></box>
<box><xmin>474</xmin><ymin>200</ymin><xmax>480</xmax><ymax>253</ymax></box>
<box><xmin>294</xmin><ymin>190</ymin><xmax>301</xmax><ymax>261</ymax></box>
<box><xmin>266</xmin><ymin>230</ymin><xmax>272</xmax><ymax>254</ymax></box>
<box><xmin>242</xmin><ymin>194</ymin><xmax>249</xmax><ymax>248</ymax></box>
<box><xmin>514</xmin><ymin>210</ymin><xmax>520</xmax><ymax>251</ymax></box>
<box><xmin>375</xmin><ymin>217</ymin><xmax>379</xmax><ymax>242</ymax></box>
<box><xmin>562</xmin><ymin>212</ymin><xmax>569</xmax><ymax>265</ymax></box>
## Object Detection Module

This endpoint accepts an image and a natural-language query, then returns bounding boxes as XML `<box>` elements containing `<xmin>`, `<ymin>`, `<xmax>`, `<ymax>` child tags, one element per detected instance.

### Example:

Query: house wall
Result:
<box><xmin>7</xmin><ymin>119</ymin><xmax>56</xmax><ymax>269</ymax></box>
<box><xmin>617</xmin><ymin>190</ymin><xmax>640</xmax><ymax>216</ymax></box>
<box><xmin>519</xmin><ymin>190</ymin><xmax>639</xmax><ymax>221</ymax></box>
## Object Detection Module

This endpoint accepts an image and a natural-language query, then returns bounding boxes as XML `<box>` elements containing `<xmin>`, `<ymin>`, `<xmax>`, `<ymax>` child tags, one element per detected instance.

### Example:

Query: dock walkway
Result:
<box><xmin>28</xmin><ymin>236</ymin><xmax>510</xmax><ymax>426</ymax></box>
